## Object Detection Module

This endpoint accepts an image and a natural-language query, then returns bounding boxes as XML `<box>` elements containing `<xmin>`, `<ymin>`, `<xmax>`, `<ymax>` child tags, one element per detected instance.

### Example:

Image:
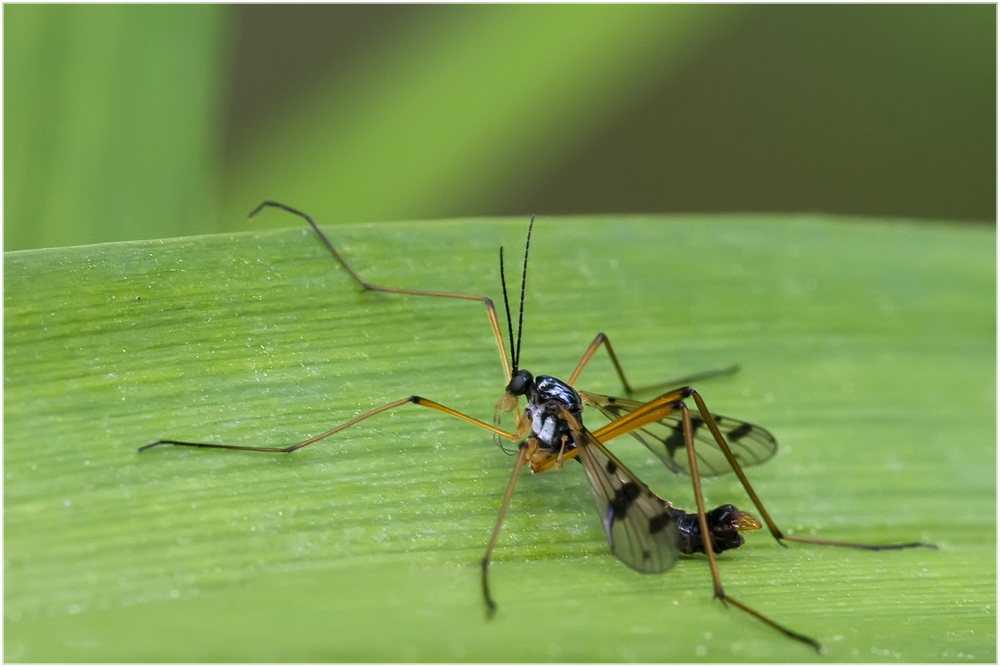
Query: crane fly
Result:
<box><xmin>141</xmin><ymin>201</ymin><xmax>935</xmax><ymax>652</ymax></box>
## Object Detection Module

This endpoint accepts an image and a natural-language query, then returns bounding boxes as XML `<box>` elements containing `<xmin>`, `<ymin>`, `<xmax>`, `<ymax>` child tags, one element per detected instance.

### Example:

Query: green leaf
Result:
<box><xmin>5</xmin><ymin>215</ymin><xmax>994</xmax><ymax>661</ymax></box>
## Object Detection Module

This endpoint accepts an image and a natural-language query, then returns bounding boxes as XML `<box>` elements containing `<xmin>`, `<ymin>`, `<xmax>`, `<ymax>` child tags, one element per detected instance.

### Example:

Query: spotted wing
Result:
<box><xmin>561</xmin><ymin>409</ymin><xmax>680</xmax><ymax>574</ymax></box>
<box><xmin>578</xmin><ymin>391</ymin><xmax>777</xmax><ymax>477</ymax></box>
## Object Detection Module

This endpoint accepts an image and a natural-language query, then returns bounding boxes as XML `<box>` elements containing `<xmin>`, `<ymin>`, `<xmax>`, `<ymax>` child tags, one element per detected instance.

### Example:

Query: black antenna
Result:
<box><xmin>513</xmin><ymin>216</ymin><xmax>534</xmax><ymax>371</ymax></box>
<box><xmin>499</xmin><ymin>247</ymin><xmax>518</xmax><ymax>373</ymax></box>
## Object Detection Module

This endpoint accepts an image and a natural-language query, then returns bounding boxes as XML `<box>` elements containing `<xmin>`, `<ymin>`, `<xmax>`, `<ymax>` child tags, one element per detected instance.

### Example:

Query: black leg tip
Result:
<box><xmin>247</xmin><ymin>202</ymin><xmax>266</xmax><ymax>219</ymax></box>
<box><xmin>138</xmin><ymin>440</ymin><xmax>164</xmax><ymax>453</ymax></box>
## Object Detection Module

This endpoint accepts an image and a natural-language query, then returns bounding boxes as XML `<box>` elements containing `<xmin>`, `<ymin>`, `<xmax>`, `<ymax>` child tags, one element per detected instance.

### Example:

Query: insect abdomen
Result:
<box><xmin>672</xmin><ymin>504</ymin><xmax>762</xmax><ymax>555</ymax></box>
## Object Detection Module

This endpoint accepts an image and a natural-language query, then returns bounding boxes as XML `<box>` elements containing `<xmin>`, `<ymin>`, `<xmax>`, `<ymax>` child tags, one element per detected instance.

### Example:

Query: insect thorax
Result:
<box><xmin>524</xmin><ymin>375</ymin><xmax>583</xmax><ymax>451</ymax></box>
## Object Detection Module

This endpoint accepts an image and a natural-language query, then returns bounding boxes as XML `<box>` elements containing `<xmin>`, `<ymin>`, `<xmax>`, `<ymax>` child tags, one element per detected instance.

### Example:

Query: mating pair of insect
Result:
<box><xmin>142</xmin><ymin>202</ymin><xmax>933</xmax><ymax>652</ymax></box>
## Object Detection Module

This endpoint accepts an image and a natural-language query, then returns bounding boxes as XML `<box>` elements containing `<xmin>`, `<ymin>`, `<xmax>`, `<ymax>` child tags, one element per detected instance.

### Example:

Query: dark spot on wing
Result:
<box><xmin>728</xmin><ymin>422</ymin><xmax>753</xmax><ymax>442</ymax></box>
<box><xmin>663</xmin><ymin>427</ymin><xmax>685</xmax><ymax>458</ymax></box>
<box><xmin>649</xmin><ymin>512</ymin><xmax>673</xmax><ymax>534</ymax></box>
<box><xmin>609</xmin><ymin>481</ymin><xmax>642</xmax><ymax>520</ymax></box>
<box><xmin>605</xmin><ymin>459</ymin><xmax>617</xmax><ymax>475</ymax></box>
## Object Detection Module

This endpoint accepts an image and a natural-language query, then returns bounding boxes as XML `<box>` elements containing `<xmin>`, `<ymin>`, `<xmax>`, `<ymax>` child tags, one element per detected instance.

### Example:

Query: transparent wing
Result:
<box><xmin>578</xmin><ymin>391</ymin><xmax>777</xmax><ymax>477</ymax></box>
<box><xmin>562</xmin><ymin>413</ymin><xmax>680</xmax><ymax>574</ymax></box>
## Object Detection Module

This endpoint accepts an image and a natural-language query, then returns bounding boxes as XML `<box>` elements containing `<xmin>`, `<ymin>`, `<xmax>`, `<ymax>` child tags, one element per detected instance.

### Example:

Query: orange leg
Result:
<box><xmin>250</xmin><ymin>201</ymin><xmax>512</xmax><ymax>382</ymax></box>
<box><xmin>687</xmin><ymin>391</ymin><xmax>936</xmax><ymax>551</ymax></box>
<box><xmin>678</xmin><ymin>401</ymin><xmax>822</xmax><ymax>652</ymax></box>
<box><xmin>565</xmin><ymin>331</ymin><xmax>738</xmax><ymax>393</ymax></box>
<box><xmin>140</xmin><ymin>395</ymin><xmax>519</xmax><ymax>454</ymax></box>
<box><xmin>583</xmin><ymin>384</ymin><xmax>935</xmax><ymax>552</ymax></box>
<box><xmin>481</xmin><ymin>442</ymin><xmax>529</xmax><ymax>616</ymax></box>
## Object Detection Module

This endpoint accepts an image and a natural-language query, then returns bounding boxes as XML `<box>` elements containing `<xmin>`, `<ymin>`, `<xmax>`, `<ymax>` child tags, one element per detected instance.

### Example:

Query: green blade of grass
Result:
<box><xmin>4</xmin><ymin>215</ymin><xmax>994</xmax><ymax>661</ymax></box>
<box><xmin>224</xmin><ymin>5</ymin><xmax>742</xmax><ymax>230</ymax></box>
<box><xmin>4</xmin><ymin>5</ymin><xmax>229</xmax><ymax>250</ymax></box>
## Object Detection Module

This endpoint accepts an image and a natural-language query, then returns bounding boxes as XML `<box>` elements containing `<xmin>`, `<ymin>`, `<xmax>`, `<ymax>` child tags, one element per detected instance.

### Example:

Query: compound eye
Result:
<box><xmin>505</xmin><ymin>370</ymin><xmax>533</xmax><ymax>396</ymax></box>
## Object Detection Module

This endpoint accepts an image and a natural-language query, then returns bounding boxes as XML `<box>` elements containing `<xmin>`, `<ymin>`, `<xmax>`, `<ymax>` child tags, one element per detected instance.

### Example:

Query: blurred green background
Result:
<box><xmin>4</xmin><ymin>4</ymin><xmax>995</xmax><ymax>251</ymax></box>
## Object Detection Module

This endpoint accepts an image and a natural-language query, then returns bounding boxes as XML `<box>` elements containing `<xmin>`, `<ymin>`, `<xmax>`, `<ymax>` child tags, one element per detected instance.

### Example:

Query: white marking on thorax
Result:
<box><xmin>533</xmin><ymin>413</ymin><xmax>556</xmax><ymax>445</ymax></box>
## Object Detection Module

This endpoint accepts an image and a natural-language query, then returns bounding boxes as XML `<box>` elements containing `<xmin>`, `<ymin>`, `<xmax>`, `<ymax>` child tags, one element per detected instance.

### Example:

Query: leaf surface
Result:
<box><xmin>5</xmin><ymin>215</ymin><xmax>994</xmax><ymax>661</ymax></box>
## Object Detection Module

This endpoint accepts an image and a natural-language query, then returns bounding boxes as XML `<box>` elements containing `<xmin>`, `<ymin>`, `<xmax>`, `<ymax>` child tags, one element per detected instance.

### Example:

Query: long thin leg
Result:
<box><xmin>628</xmin><ymin>364</ymin><xmax>740</xmax><ymax>396</ymax></box>
<box><xmin>681</xmin><ymin>403</ymin><xmax>724</xmax><ymax>601</ymax></box>
<box><xmin>585</xmin><ymin>387</ymin><xmax>935</xmax><ymax>551</ymax></box>
<box><xmin>590</xmin><ymin>387</ymin><xmax>691</xmax><ymax>442</ymax></box>
<box><xmin>565</xmin><ymin>332</ymin><xmax>738</xmax><ymax>393</ymax></box>
<box><xmin>481</xmin><ymin>442</ymin><xmax>529</xmax><ymax>616</ymax></box>
<box><xmin>688</xmin><ymin>390</ymin><xmax>936</xmax><ymax>551</ymax></box>
<box><xmin>140</xmin><ymin>395</ymin><xmax>518</xmax><ymax>454</ymax></box>
<box><xmin>680</xmin><ymin>402</ymin><xmax>822</xmax><ymax>652</ymax></box>
<box><xmin>566</xmin><ymin>333</ymin><xmax>632</xmax><ymax>389</ymax></box>
<box><xmin>250</xmin><ymin>201</ymin><xmax>512</xmax><ymax>382</ymax></box>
